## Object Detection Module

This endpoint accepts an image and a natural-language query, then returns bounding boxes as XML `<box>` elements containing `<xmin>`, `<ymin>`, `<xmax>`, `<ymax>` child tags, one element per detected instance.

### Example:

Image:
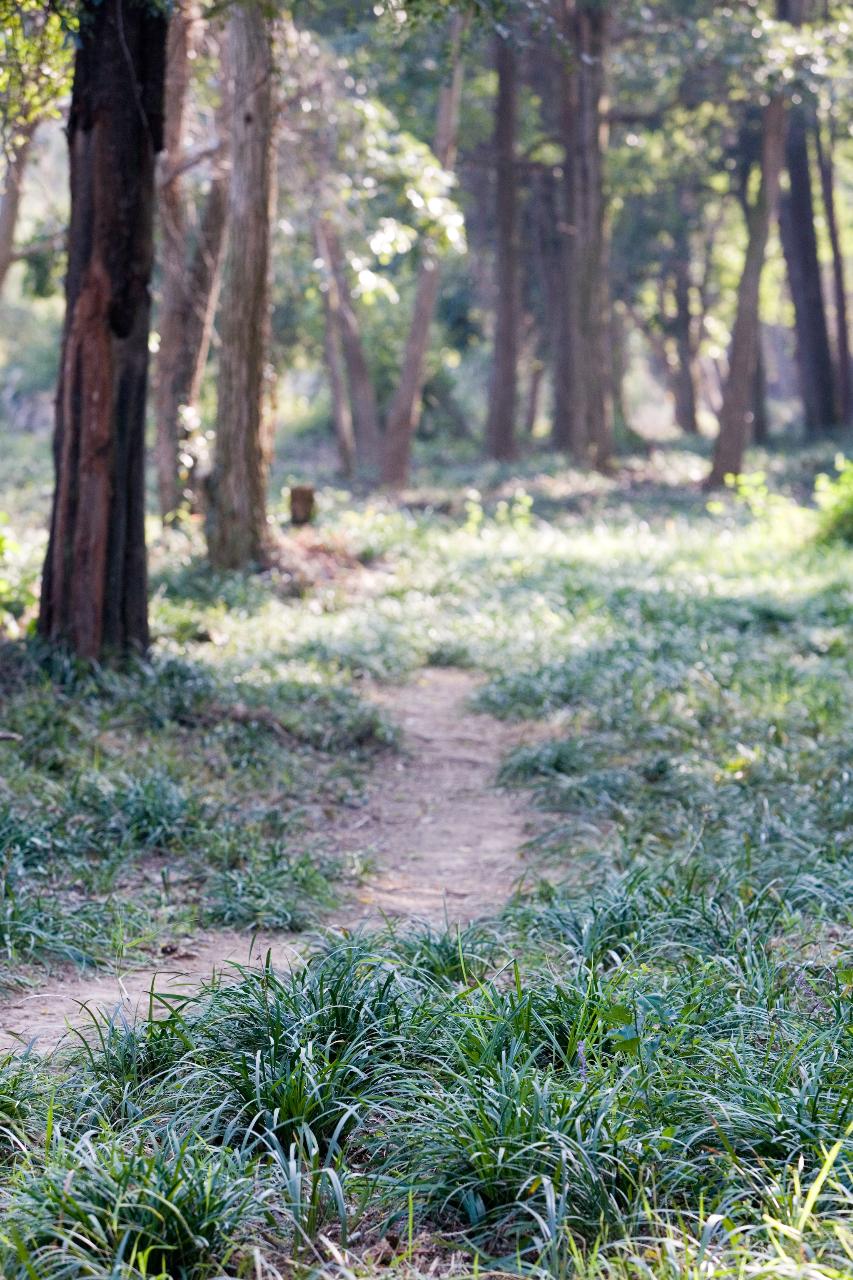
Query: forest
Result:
<box><xmin>0</xmin><ymin>0</ymin><xmax>851</xmax><ymax>1276</ymax></box>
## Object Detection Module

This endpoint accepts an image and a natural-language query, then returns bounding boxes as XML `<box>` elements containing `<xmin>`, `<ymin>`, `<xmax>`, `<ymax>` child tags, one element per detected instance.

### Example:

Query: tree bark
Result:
<box><xmin>0</xmin><ymin>121</ymin><xmax>37</xmax><ymax>297</ymax></box>
<box><xmin>321</xmin><ymin>221</ymin><xmax>382</xmax><ymax>480</ymax></box>
<box><xmin>314</xmin><ymin>220</ymin><xmax>356</xmax><ymax>476</ymax></box>
<box><xmin>38</xmin><ymin>0</ymin><xmax>166</xmax><ymax>660</ymax></box>
<box><xmin>815</xmin><ymin>116</ymin><xmax>852</xmax><ymax>426</ymax></box>
<box><xmin>552</xmin><ymin>0</ymin><xmax>613</xmax><ymax>465</ymax></box>
<box><xmin>575</xmin><ymin>1</ymin><xmax>613</xmax><ymax>467</ymax></box>
<box><xmin>484</xmin><ymin>35</ymin><xmax>518</xmax><ymax>462</ymax></box>
<box><xmin>524</xmin><ymin>361</ymin><xmax>545</xmax><ymax>438</ymax></box>
<box><xmin>154</xmin><ymin>3</ymin><xmax>228</xmax><ymax>519</ymax></box>
<box><xmin>753</xmin><ymin>336</ymin><xmax>769</xmax><ymax>445</ymax></box>
<box><xmin>778</xmin><ymin>106</ymin><xmax>837</xmax><ymax>434</ymax></box>
<box><xmin>671</xmin><ymin>253</ymin><xmax>699</xmax><ymax>434</ymax></box>
<box><xmin>552</xmin><ymin>6</ymin><xmax>584</xmax><ymax>455</ymax></box>
<box><xmin>707</xmin><ymin>96</ymin><xmax>786</xmax><ymax>488</ymax></box>
<box><xmin>381</xmin><ymin>13</ymin><xmax>468</xmax><ymax>487</ymax></box>
<box><xmin>206</xmin><ymin>3</ymin><xmax>274</xmax><ymax>570</ymax></box>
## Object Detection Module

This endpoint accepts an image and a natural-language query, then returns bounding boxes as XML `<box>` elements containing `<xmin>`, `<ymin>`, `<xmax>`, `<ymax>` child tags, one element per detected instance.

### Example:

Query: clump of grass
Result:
<box><xmin>0</xmin><ymin>1136</ymin><xmax>262</xmax><ymax>1279</ymax></box>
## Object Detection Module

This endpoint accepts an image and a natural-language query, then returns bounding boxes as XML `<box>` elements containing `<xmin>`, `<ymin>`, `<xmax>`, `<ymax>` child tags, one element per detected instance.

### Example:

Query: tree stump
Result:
<box><xmin>290</xmin><ymin>484</ymin><xmax>316</xmax><ymax>526</ymax></box>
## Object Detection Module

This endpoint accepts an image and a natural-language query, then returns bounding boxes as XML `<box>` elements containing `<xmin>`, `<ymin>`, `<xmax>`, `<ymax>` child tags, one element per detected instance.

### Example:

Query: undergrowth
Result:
<box><xmin>0</xmin><ymin>442</ymin><xmax>850</xmax><ymax>1275</ymax></box>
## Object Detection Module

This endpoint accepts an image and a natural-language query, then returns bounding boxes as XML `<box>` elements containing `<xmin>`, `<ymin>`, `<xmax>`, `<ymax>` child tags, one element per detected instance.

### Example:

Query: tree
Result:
<box><xmin>776</xmin><ymin>0</ymin><xmax>835</xmax><ymax>434</ymax></box>
<box><xmin>0</xmin><ymin>1</ymin><xmax>74</xmax><ymax>296</ymax></box>
<box><xmin>707</xmin><ymin>95</ymin><xmax>786</xmax><ymax>488</ymax></box>
<box><xmin>552</xmin><ymin>0</ymin><xmax>613</xmax><ymax>466</ymax></box>
<box><xmin>381</xmin><ymin>11</ymin><xmax>468</xmax><ymax>487</ymax></box>
<box><xmin>314</xmin><ymin>219</ymin><xmax>357</xmax><ymax>475</ymax></box>
<box><xmin>154</xmin><ymin>1</ymin><xmax>229</xmax><ymax>519</ymax></box>
<box><xmin>0</xmin><ymin>121</ymin><xmax>37</xmax><ymax>296</ymax></box>
<box><xmin>484</xmin><ymin>33</ymin><xmax>518</xmax><ymax>463</ymax></box>
<box><xmin>38</xmin><ymin>0</ymin><xmax>167</xmax><ymax>659</ymax></box>
<box><xmin>815</xmin><ymin>110</ymin><xmax>851</xmax><ymax>427</ymax></box>
<box><xmin>206</xmin><ymin>1</ymin><xmax>275</xmax><ymax>571</ymax></box>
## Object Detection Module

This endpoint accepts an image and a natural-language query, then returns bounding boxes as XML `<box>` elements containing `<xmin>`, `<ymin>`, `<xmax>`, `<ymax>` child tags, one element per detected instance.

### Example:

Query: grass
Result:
<box><xmin>0</xmin><ymin>434</ymin><xmax>851</xmax><ymax>1274</ymax></box>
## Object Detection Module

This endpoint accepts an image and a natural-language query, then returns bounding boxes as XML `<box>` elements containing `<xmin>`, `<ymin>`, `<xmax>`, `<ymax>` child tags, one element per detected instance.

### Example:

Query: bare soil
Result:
<box><xmin>0</xmin><ymin>668</ymin><xmax>532</xmax><ymax>1053</ymax></box>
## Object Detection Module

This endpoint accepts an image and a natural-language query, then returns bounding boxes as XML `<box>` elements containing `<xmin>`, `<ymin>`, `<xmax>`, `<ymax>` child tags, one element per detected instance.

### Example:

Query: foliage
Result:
<box><xmin>815</xmin><ymin>454</ymin><xmax>853</xmax><ymax>545</ymax></box>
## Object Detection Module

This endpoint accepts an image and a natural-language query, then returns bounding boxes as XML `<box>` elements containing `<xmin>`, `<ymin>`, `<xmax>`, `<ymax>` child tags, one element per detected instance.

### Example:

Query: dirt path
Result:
<box><xmin>0</xmin><ymin>669</ymin><xmax>530</xmax><ymax>1053</ymax></box>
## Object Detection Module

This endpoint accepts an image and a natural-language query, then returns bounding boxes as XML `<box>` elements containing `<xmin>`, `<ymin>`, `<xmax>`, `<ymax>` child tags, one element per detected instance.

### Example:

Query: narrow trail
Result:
<box><xmin>0</xmin><ymin>669</ymin><xmax>531</xmax><ymax>1053</ymax></box>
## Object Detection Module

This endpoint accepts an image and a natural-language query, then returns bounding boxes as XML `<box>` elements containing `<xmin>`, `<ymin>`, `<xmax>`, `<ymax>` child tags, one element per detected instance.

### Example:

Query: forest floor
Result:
<box><xmin>0</xmin><ymin>667</ymin><xmax>535</xmax><ymax>1050</ymax></box>
<box><xmin>0</xmin><ymin>435</ymin><xmax>852</xmax><ymax>1278</ymax></box>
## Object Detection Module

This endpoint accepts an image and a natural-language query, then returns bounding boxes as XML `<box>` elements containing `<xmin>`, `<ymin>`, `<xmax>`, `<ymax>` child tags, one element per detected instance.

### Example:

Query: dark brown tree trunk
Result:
<box><xmin>0</xmin><ymin>121</ymin><xmax>36</xmax><ymax>296</ymax></box>
<box><xmin>484</xmin><ymin>35</ymin><xmax>518</xmax><ymax>462</ymax></box>
<box><xmin>815</xmin><ymin>117</ymin><xmax>852</xmax><ymax>426</ymax></box>
<box><xmin>382</xmin><ymin>13</ymin><xmax>467</xmax><ymax>487</ymax></box>
<box><xmin>314</xmin><ymin>221</ymin><xmax>356</xmax><ymax>477</ymax></box>
<box><xmin>206</xmin><ymin>4</ymin><xmax>273</xmax><ymax>569</ymax></box>
<box><xmin>708</xmin><ymin>96</ymin><xmax>786</xmax><ymax>488</ymax></box>
<box><xmin>321</xmin><ymin>220</ymin><xmax>382</xmax><ymax>480</ymax></box>
<box><xmin>38</xmin><ymin>0</ymin><xmax>167</xmax><ymax>660</ymax></box>
<box><xmin>154</xmin><ymin>2</ymin><xmax>228</xmax><ymax>519</ymax></box>
<box><xmin>779</xmin><ymin>107</ymin><xmax>837</xmax><ymax>434</ymax></box>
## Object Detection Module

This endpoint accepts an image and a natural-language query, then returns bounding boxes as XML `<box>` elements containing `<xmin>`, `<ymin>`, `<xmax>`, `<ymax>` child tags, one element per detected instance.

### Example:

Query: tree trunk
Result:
<box><xmin>778</xmin><ymin>106</ymin><xmax>837</xmax><ymax>434</ymax></box>
<box><xmin>815</xmin><ymin>117</ymin><xmax>852</xmax><ymax>426</ymax></box>
<box><xmin>484</xmin><ymin>35</ymin><xmax>518</xmax><ymax>462</ymax></box>
<box><xmin>552</xmin><ymin>6</ymin><xmax>584</xmax><ymax>454</ymax></box>
<box><xmin>575</xmin><ymin>1</ymin><xmax>613</xmax><ymax>467</ymax></box>
<box><xmin>314</xmin><ymin>221</ymin><xmax>356</xmax><ymax>476</ymax></box>
<box><xmin>552</xmin><ymin>0</ymin><xmax>612</xmax><ymax>465</ymax></box>
<box><xmin>0</xmin><ymin>121</ymin><xmax>36</xmax><ymax>296</ymax></box>
<box><xmin>671</xmin><ymin>255</ymin><xmax>699</xmax><ymax>434</ymax></box>
<box><xmin>524</xmin><ymin>361</ymin><xmax>545</xmax><ymax>438</ymax></box>
<box><xmin>753</xmin><ymin>336</ymin><xmax>769</xmax><ymax>445</ymax></box>
<box><xmin>708</xmin><ymin>95</ymin><xmax>786</xmax><ymax>487</ymax></box>
<box><xmin>321</xmin><ymin>220</ymin><xmax>382</xmax><ymax>480</ymax></box>
<box><xmin>38</xmin><ymin>0</ymin><xmax>166</xmax><ymax>660</ymax></box>
<box><xmin>154</xmin><ymin>3</ymin><xmax>228</xmax><ymax>519</ymax></box>
<box><xmin>206</xmin><ymin>4</ymin><xmax>273</xmax><ymax>570</ymax></box>
<box><xmin>381</xmin><ymin>13</ymin><xmax>468</xmax><ymax>487</ymax></box>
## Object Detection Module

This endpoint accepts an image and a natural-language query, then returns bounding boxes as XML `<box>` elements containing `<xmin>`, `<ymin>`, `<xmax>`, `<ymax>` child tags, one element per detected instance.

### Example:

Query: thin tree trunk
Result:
<box><xmin>381</xmin><ymin>13</ymin><xmax>468</xmax><ymax>487</ymax></box>
<box><xmin>155</xmin><ymin>3</ymin><xmax>228</xmax><ymax>519</ymax></box>
<box><xmin>552</xmin><ymin>5</ymin><xmax>584</xmax><ymax>454</ymax></box>
<box><xmin>524</xmin><ymin>361</ymin><xmax>545</xmax><ymax>438</ymax></box>
<box><xmin>815</xmin><ymin>116</ymin><xmax>852</xmax><ymax>426</ymax></box>
<box><xmin>576</xmin><ymin>0</ymin><xmax>613</xmax><ymax>466</ymax></box>
<box><xmin>321</xmin><ymin>220</ymin><xmax>382</xmax><ymax>480</ymax></box>
<box><xmin>753</xmin><ymin>336</ymin><xmax>769</xmax><ymax>445</ymax></box>
<box><xmin>778</xmin><ymin>105</ymin><xmax>837</xmax><ymax>433</ymax></box>
<box><xmin>39</xmin><ymin>0</ymin><xmax>166</xmax><ymax>659</ymax></box>
<box><xmin>484</xmin><ymin>34</ymin><xmax>518</xmax><ymax>462</ymax></box>
<box><xmin>314</xmin><ymin>221</ymin><xmax>356</xmax><ymax>476</ymax></box>
<box><xmin>206</xmin><ymin>4</ymin><xmax>273</xmax><ymax>569</ymax></box>
<box><xmin>672</xmin><ymin>256</ymin><xmax>699</xmax><ymax>434</ymax></box>
<box><xmin>708</xmin><ymin>95</ymin><xmax>786</xmax><ymax>487</ymax></box>
<box><xmin>0</xmin><ymin>121</ymin><xmax>36</xmax><ymax>296</ymax></box>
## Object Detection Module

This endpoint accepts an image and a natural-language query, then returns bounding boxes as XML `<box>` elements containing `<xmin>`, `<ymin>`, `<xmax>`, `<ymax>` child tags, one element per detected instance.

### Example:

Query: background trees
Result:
<box><xmin>0</xmin><ymin>0</ymin><xmax>850</xmax><ymax>655</ymax></box>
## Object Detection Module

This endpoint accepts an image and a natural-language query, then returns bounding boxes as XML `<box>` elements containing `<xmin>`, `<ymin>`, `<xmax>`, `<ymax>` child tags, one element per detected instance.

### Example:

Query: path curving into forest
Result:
<box><xmin>0</xmin><ymin>669</ymin><xmax>530</xmax><ymax>1052</ymax></box>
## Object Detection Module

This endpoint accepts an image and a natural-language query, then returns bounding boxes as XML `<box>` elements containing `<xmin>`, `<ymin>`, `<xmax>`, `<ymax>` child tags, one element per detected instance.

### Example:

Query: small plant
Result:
<box><xmin>815</xmin><ymin>453</ymin><xmax>853</xmax><ymax>545</ymax></box>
